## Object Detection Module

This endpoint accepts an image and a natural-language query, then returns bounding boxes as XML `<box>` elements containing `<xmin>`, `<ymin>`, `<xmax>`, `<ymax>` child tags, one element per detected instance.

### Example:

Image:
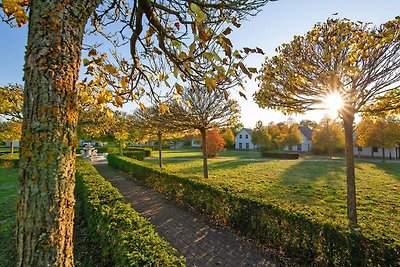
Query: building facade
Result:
<box><xmin>235</xmin><ymin>128</ymin><xmax>257</xmax><ymax>150</ymax></box>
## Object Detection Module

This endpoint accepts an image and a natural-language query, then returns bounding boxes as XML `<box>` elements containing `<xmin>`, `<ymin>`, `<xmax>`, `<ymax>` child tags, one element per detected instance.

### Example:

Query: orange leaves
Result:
<box><xmin>1</xmin><ymin>0</ymin><xmax>28</xmax><ymax>26</ymax></box>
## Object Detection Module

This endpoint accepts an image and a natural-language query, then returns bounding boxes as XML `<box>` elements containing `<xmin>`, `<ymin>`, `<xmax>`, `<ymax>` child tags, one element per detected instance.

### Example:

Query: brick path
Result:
<box><xmin>92</xmin><ymin>161</ymin><xmax>281</xmax><ymax>267</ymax></box>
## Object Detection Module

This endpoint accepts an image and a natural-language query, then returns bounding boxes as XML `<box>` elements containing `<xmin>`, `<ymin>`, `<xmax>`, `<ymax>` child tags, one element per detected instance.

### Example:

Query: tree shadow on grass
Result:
<box><xmin>264</xmin><ymin>160</ymin><xmax>348</xmax><ymax>210</ymax></box>
<box><xmin>368</xmin><ymin>162</ymin><xmax>400</xmax><ymax>181</ymax></box>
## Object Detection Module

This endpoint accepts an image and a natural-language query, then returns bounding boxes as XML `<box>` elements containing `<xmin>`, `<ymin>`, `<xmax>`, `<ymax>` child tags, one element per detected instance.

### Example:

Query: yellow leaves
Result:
<box><xmin>113</xmin><ymin>95</ymin><xmax>124</xmax><ymax>107</ymax></box>
<box><xmin>175</xmin><ymin>83</ymin><xmax>184</xmax><ymax>94</ymax></box>
<box><xmin>104</xmin><ymin>64</ymin><xmax>118</xmax><ymax>75</ymax></box>
<box><xmin>120</xmin><ymin>76</ymin><xmax>129</xmax><ymax>89</ymax></box>
<box><xmin>2</xmin><ymin>0</ymin><xmax>28</xmax><ymax>26</ymax></box>
<box><xmin>83</xmin><ymin>58</ymin><xmax>91</xmax><ymax>66</ymax></box>
<box><xmin>159</xmin><ymin>104</ymin><xmax>170</xmax><ymax>114</ymax></box>
<box><xmin>190</xmin><ymin>3</ymin><xmax>207</xmax><ymax>25</ymax></box>
<box><xmin>97</xmin><ymin>90</ymin><xmax>112</xmax><ymax>104</ymax></box>
<box><xmin>205</xmin><ymin>76</ymin><xmax>217</xmax><ymax>92</ymax></box>
<box><xmin>145</xmin><ymin>27</ymin><xmax>155</xmax><ymax>46</ymax></box>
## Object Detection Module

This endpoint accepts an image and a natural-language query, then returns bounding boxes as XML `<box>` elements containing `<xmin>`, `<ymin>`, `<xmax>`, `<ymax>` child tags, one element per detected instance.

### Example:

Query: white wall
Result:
<box><xmin>235</xmin><ymin>129</ymin><xmax>256</xmax><ymax>149</ymax></box>
<box><xmin>353</xmin><ymin>146</ymin><xmax>398</xmax><ymax>159</ymax></box>
<box><xmin>284</xmin><ymin>133</ymin><xmax>311</xmax><ymax>152</ymax></box>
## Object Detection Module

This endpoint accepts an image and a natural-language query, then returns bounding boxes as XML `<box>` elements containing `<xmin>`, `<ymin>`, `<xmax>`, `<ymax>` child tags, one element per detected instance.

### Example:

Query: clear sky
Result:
<box><xmin>1</xmin><ymin>0</ymin><xmax>399</xmax><ymax>127</ymax></box>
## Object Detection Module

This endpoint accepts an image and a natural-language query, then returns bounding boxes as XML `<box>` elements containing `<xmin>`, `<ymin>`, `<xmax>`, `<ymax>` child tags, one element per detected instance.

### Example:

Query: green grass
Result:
<box><xmin>144</xmin><ymin>157</ymin><xmax>400</xmax><ymax>242</ymax></box>
<box><xmin>149</xmin><ymin>148</ymin><xmax>263</xmax><ymax>159</ymax></box>
<box><xmin>0</xmin><ymin>146</ymin><xmax>18</xmax><ymax>153</ymax></box>
<box><xmin>0</xmin><ymin>168</ymin><xmax>18</xmax><ymax>267</ymax></box>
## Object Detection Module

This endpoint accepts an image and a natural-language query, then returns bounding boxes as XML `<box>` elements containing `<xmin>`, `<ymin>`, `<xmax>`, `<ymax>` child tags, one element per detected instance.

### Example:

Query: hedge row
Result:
<box><xmin>108</xmin><ymin>154</ymin><xmax>400</xmax><ymax>266</ymax></box>
<box><xmin>75</xmin><ymin>158</ymin><xmax>185</xmax><ymax>266</ymax></box>
<box><xmin>261</xmin><ymin>151</ymin><xmax>300</xmax><ymax>159</ymax></box>
<box><xmin>0</xmin><ymin>153</ymin><xmax>19</xmax><ymax>168</ymax></box>
<box><xmin>125</xmin><ymin>147</ymin><xmax>152</xmax><ymax>157</ymax></box>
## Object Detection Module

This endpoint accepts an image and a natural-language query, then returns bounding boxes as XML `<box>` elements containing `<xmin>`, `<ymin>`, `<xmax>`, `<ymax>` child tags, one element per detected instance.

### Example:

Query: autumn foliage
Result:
<box><xmin>204</xmin><ymin>129</ymin><xmax>226</xmax><ymax>158</ymax></box>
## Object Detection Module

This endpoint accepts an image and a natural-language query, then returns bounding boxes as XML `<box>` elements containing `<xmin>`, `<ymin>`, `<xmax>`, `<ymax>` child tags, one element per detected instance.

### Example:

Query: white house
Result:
<box><xmin>5</xmin><ymin>141</ymin><xmax>20</xmax><ymax>147</ymax></box>
<box><xmin>354</xmin><ymin>145</ymin><xmax>400</xmax><ymax>159</ymax></box>
<box><xmin>284</xmin><ymin>126</ymin><xmax>312</xmax><ymax>152</ymax></box>
<box><xmin>235</xmin><ymin>128</ymin><xmax>257</xmax><ymax>149</ymax></box>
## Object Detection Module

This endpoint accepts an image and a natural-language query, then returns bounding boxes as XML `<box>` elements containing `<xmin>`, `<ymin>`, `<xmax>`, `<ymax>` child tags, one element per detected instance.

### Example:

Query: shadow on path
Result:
<box><xmin>92</xmin><ymin>161</ymin><xmax>282</xmax><ymax>267</ymax></box>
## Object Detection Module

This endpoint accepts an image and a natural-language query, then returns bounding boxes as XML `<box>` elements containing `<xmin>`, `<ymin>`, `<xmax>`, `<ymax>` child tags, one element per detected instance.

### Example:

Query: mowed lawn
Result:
<box><xmin>144</xmin><ymin>157</ymin><xmax>400</xmax><ymax>242</ymax></box>
<box><xmin>0</xmin><ymin>168</ymin><xmax>18</xmax><ymax>267</ymax></box>
<box><xmin>149</xmin><ymin>148</ymin><xmax>262</xmax><ymax>160</ymax></box>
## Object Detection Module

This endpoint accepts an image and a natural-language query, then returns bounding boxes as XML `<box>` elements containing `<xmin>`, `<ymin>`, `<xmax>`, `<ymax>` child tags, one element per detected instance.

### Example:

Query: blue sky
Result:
<box><xmin>1</xmin><ymin>0</ymin><xmax>399</xmax><ymax>127</ymax></box>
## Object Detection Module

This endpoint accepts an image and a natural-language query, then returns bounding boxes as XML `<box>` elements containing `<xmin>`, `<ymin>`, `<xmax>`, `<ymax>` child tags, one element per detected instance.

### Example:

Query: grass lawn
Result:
<box><xmin>144</xmin><ymin>157</ymin><xmax>400</xmax><ymax>242</ymax></box>
<box><xmin>149</xmin><ymin>148</ymin><xmax>263</xmax><ymax>159</ymax></box>
<box><xmin>0</xmin><ymin>168</ymin><xmax>18</xmax><ymax>267</ymax></box>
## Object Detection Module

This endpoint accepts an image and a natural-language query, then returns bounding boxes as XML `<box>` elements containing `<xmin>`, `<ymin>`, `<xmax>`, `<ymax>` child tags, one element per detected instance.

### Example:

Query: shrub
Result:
<box><xmin>123</xmin><ymin>151</ymin><xmax>146</xmax><ymax>161</ymax></box>
<box><xmin>0</xmin><ymin>153</ymin><xmax>19</xmax><ymax>168</ymax></box>
<box><xmin>75</xmin><ymin>158</ymin><xmax>185</xmax><ymax>266</ymax></box>
<box><xmin>108</xmin><ymin>154</ymin><xmax>400</xmax><ymax>266</ymax></box>
<box><xmin>261</xmin><ymin>151</ymin><xmax>300</xmax><ymax>159</ymax></box>
<box><xmin>95</xmin><ymin>147</ymin><xmax>118</xmax><ymax>154</ymax></box>
<box><xmin>125</xmin><ymin>147</ymin><xmax>152</xmax><ymax>157</ymax></box>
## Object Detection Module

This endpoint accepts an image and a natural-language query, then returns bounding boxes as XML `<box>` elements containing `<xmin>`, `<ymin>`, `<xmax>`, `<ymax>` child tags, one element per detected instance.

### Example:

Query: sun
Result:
<box><xmin>323</xmin><ymin>92</ymin><xmax>344</xmax><ymax>117</ymax></box>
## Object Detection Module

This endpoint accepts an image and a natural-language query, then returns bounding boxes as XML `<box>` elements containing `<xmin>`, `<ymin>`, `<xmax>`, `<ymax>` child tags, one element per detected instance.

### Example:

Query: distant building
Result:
<box><xmin>284</xmin><ymin>126</ymin><xmax>312</xmax><ymax>152</ymax></box>
<box><xmin>5</xmin><ymin>141</ymin><xmax>19</xmax><ymax>147</ymax></box>
<box><xmin>354</xmin><ymin>145</ymin><xmax>400</xmax><ymax>159</ymax></box>
<box><xmin>235</xmin><ymin>128</ymin><xmax>257</xmax><ymax>150</ymax></box>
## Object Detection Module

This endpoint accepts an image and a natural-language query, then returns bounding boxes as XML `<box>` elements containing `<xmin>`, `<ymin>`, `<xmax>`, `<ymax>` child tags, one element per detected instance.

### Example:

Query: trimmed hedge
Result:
<box><xmin>261</xmin><ymin>151</ymin><xmax>300</xmax><ymax>159</ymax></box>
<box><xmin>125</xmin><ymin>147</ymin><xmax>152</xmax><ymax>157</ymax></box>
<box><xmin>75</xmin><ymin>158</ymin><xmax>185</xmax><ymax>266</ymax></box>
<box><xmin>95</xmin><ymin>147</ymin><xmax>119</xmax><ymax>154</ymax></box>
<box><xmin>108</xmin><ymin>154</ymin><xmax>400</xmax><ymax>266</ymax></box>
<box><xmin>0</xmin><ymin>153</ymin><xmax>19</xmax><ymax>168</ymax></box>
<box><xmin>123</xmin><ymin>151</ymin><xmax>146</xmax><ymax>161</ymax></box>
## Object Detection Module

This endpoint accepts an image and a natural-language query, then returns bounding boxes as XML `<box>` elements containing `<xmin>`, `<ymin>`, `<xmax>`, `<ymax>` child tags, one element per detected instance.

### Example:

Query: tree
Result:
<box><xmin>204</xmin><ymin>129</ymin><xmax>226</xmax><ymax>158</ymax></box>
<box><xmin>2</xmin><ymin>0</ymin><xmax>274</xmax><ymax>264</ymax></box>
<box><xmin>0</xmin><ymin>120</ymin><xmax>22</xmax><ymax>153</ymax></box>
<box><xmin>251</xmin><ymin>121</ymin><xmax>272</xmax><ymax>150</ymax></box>
<box><xmin>255</xmin><ymin>18</ymin><xmax>400</xmax><ymax>226</ymax></box>
<box><xmin>0</xmin><ymin>84</ymin><xmax>23</xmax><ymax>120</ymax></box>
<box><xmin>169</xmin><ymin>85</ymin><xmax>240</xmax><ymax>178</ymax></box>
<box><xmin>221</xmin><ymin>128</ymin><xmax>235</xmax><ymax>149</ymax></box>
<box><xmin>356</xmin><ymin>116</ymin><xmax>400</xmax><ymax>162</ymax></box>
<box><xmin>312</xmin><ymin>116</ymin><xmax>345</xmax><ymax>158</ymax></box>
<box><xmin>285</xmin><ymin>123</ymin><xmax>302</xmax><ymax>150</ymax></box>
<box><xmin>299</xmin><ymin>119</ymin><xmax>317</xmax><ymax>130</ymax></box>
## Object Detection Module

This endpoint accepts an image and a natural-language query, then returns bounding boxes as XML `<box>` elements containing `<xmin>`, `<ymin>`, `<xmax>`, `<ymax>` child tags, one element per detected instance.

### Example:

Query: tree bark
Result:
<box><xmin>18</xmin><ymin>1</ymin><xmax>99</xmax><ymax>266</ymax></box>
<box><xmin>200</xmin><ymin>128</ymin><xmax>208</xmax><ymax>178</ymax></box>
<box><xmin>342</xmin><ymin>110</ymin><xmax>357</xmax><ymax>227</ymax></box>
<box><xmin>158</xmin><ymin>131</ymin><xmax>163</xmax><ymax>168</ymax></box>
<box><xmin>382</xmin><ymin>147</ymin><xmax>385</xmax><ymax>162</ymax></box>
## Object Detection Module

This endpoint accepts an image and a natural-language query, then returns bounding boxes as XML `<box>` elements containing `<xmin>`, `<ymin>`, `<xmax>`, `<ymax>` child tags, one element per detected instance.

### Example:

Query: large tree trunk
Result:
<box><xmin>158</xmin><ymin>131</ymin><xmax>163</xmax><ymax>168</ymax></box>
<box><xmin>17</xmin><ymin>1</ymin><xmax>99</xmax><ymax>266</ymax></box>
<box><xmin>342</xmin><ymin>110</ymin><xmax>357</xmax><ymax>227</ymax></box>
<box><xmin>382</xmin><ymin>147</ymin><xmax>385</xmax><ymax>162</ymax></box>
<box><xmin>200</xmin><ymin>128</ymin><xmax>208</xmax><ymax>178</ymax></box>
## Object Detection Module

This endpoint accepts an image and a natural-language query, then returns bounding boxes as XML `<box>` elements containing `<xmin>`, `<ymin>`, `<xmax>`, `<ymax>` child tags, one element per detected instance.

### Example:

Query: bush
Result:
<box><xmin>261</xmin><ymin>151</ymin><xmax>300</xmax><ymax>159</ymax></box>
<box><xmin>0</xmin><ymin>153</ymin><xmax>19</xmax><ymax>168</ymax></box>
<box><xmin>123</xmin><ymin>151</ymin><xmax>146</xmax><ymax>161</ymax></box>
<box><xmin>75</xmin><ymin>158</ymin><xmax>185</xmax><ymax>266</ymax></box>
<box><xmin>108</xmin><ymin>154</ymin><xmax>400</xmax><ymax>266</ymax></box>
<box><xmin>95</xmin><ymin>147</ymin><xmax>118</xmax><ymax>154</ymax></box>
<box><xmin>125</xmin><ymin>147</ymin><xmax>152</xmax><ymax>157</ymax></box>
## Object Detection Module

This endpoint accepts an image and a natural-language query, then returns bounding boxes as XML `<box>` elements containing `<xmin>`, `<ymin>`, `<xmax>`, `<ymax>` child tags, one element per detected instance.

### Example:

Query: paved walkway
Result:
<box><xmin>92</xmin><ymin>161</ymin><xmax>282</xmax><ymax>267</ymax></box>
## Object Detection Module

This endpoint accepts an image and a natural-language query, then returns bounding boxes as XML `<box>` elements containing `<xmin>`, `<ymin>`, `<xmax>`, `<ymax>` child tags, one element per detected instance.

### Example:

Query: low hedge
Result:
<box><xmin>95</xmin><ymin>147</ymin><xmax>119</xmax><ymax>154</ymax></box>
<box><xmin>75</xmin><ymin>158</ymin><xmax>185</xmax><ymax>266</ymax></box>
<box><xmin>123</xmin><ymin>151</ymin><xmax>147</xmax><ymax>161</ymax></box>
<box><xmin>261</xmin><ymin>151</ymin><xmax>300</xmax><ymax>159</ymax></box>
<box><xmin>0</xmin><ymin>153</ymin><xmax>19</xmax><ymax>168</ymax></box>
<box><xmin>125</xmin><ymin>147</ymin><xmax>152</xmax><ymax>157</ymax></box>
<box><xmin>108</xmin><ymin>154</ymin><xmax>400</xmax><ymax>266</ymax></box>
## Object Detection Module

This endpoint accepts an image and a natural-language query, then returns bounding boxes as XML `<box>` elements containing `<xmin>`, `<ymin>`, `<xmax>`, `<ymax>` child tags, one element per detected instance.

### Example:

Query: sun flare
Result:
<box><xmin>323</xmin><ymin>92</ymin><xmax>344</xmax><ymax>117</ymax></box>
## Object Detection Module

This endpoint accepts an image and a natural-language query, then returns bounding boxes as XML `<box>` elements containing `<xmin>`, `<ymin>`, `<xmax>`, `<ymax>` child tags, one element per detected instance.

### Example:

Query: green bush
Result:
<box><xmin>0</xmin><ymin>153</ymin><xmax>19</xmax><ymax>168</ymax></box>
<box><xmin>125</xmin><ymin>147</ymin><xmax>152</xmax><ymax>157</ymax></box>
<box><xmin>95</xmin><ymin>147</ymin><xmax>118</xmax><ymax>154</ymax></box>
<box><xmin>261</xmin><ymin>151</ymin><xmax>300</xmax><ymax>159</ymax></box>
<box><xmin>123</xmin><ymin>151</ymin><xmax>146</xmax><ymax>161</ymax></box>
<box><xmin>75</xmin><ymin>158</ymin><xmax>185</xmax><ymax>266</ymax></box>
<box><xmin>108</xmin><ymin>154</ymin><xmax>400</xmax><ymax>266</ymax></box>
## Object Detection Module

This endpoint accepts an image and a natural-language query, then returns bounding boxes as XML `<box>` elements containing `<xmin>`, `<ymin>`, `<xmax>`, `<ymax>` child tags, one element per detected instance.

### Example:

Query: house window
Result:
<box><xmin>245</xmin><ymin>135</ymin><xmax>248</xmax><ymax>139</ymax></box>
<box><xmin>246</xmin><ymin>143</ymin><xmax>249</xmax><ymax>149</ymax></box>
<box><xmin>239</xmin><ymin>143</ymin><xmax>242</xmax><ymax>149</ymax></box>
<box><xmin>357</xmin><ymin>146</ymin><xmax>363</xmax><ymax>152</ymax></box>
<box><xmin>239</xmin><ymin>135</ymin><xmax>242</xmax><ymax>138</ymax></box>
<box><xmin>297</xmin><ymin>144</ymin><xmax>302</xmax><ymax>151</ymax></box>
<box><xmin>372</xmin><ymin>147</ymin><xmax>378</xmax><ymax>153</ymax></box>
